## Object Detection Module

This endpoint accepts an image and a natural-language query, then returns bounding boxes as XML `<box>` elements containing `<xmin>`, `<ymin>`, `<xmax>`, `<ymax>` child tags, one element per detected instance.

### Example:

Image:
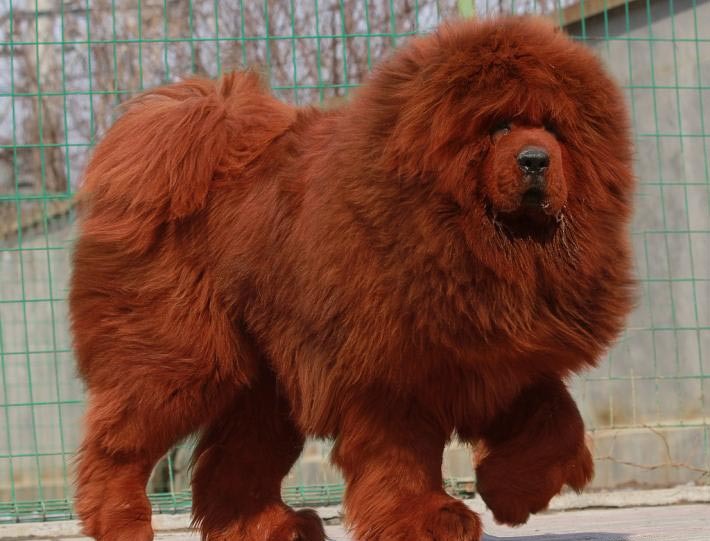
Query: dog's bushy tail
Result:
<box><xmin>81</xmin><ymin>72</ymin><xmax>295</xmax><ymax>221</ymax></box>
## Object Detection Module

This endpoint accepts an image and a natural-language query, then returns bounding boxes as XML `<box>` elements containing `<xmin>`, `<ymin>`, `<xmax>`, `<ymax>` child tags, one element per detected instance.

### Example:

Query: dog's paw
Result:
<box><xmin>271</xmin><ymin>509</ymin><xmax>326</xmax><ymax>541</ymax></box>
<box><xmin>476</xmin><ymin>443</ymin><xmax>594</xmax><ymax>526</ymax></box>
<box><xmin>565</xmin><ymin>442</ymin><xmax>595</xmax><ymax>492</ymax></box>
<box><xmin>202</xmin><ymin>504</ymin><xmax>325</xmax><ymax>541</ymax></box>
<box><xmin>78</xmin><ymin>492</ymin><xmax>154</xmax><ymax>541</ymax></box>
<box><xmin>82</xmin><ymin>520</ymin><xmax>153</xmax><ymax>541</ymax></box>
<box><xmin>375</xmin><ymin>493</ymin><xmax>482</xmax><ymax>541</ymax></box>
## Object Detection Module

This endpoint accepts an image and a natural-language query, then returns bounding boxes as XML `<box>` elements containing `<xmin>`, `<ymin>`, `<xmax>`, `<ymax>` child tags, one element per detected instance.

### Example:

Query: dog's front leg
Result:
<box><xmin>473</xmin><ymin>377</ymin><xmax>594</xmax><ymax>526</ymax></box>
<box><xmin>332</xmin><ymin>397</ymin><xmax>482</xmax><ymax>541</ymax></box>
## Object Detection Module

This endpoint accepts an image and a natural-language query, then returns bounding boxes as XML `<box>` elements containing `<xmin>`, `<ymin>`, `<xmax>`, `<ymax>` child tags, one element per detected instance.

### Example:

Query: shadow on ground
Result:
<box><xmin>484</xmin><ymin>533</ymin><xmax>629</xmax><ymax>541</ymax></box>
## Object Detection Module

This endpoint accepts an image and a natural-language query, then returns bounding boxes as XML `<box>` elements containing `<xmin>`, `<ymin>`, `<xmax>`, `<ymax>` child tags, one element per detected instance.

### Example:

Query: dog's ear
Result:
<box><xmin>82</xmin><ymin>72</ymin><xmax>295</xmax><ymax>221</ymax></box>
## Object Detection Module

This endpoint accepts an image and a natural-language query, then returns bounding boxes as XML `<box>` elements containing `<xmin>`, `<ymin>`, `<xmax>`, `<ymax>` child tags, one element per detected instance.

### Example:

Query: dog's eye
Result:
<box><xmin>491</xmin><ymin>121</ymin><xmax>511</xmax><ymax>136</ymax></box>
<box><xmin>544</xmin><ymin>122</ymin><xmax>559</xmax><ymax>137</ymax></box>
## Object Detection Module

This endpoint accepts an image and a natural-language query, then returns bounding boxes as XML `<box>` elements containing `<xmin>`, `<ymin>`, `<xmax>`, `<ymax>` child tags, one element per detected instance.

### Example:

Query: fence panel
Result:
<box><xmin>0</xmin><ymin>0</ymin><xmax>708</xmax><ymax>524</ymax></box>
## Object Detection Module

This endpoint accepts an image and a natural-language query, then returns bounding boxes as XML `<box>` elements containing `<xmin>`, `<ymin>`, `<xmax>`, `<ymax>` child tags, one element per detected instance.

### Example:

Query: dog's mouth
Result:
<box><xmin>520</xmin><ymin>187</ymin><xmax>548</xmax><ymax>208</ymax></box>
<box><xmin>486</xmin><ymin>194</ymin><xmax>561</xmax><ymax>243</ymax></box>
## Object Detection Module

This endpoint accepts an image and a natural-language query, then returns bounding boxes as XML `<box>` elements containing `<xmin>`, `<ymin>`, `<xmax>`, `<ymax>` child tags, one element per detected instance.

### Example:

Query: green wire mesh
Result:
<box><xmin>0</xmin><ymin>0</ymin><xmax>708</xmax><ymax>525</ymax></box>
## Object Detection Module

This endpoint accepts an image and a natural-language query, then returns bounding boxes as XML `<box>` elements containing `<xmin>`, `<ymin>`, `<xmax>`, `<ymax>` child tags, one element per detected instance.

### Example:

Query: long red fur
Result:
<box><xmin>70</xmin><ymin>17</ymin><xmax>634</xmax><ymax>541</ymax></box>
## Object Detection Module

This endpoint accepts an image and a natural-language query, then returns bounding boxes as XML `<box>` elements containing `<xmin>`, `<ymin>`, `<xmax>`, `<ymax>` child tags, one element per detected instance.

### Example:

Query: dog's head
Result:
<box><xmin>358</xmin><ymin>16</ymin><xmax>634</xmax><ymax>249</ymax></box>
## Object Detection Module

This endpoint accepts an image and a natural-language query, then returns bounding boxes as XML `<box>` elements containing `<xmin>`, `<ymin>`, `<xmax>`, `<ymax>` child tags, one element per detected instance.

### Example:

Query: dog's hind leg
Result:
<box><xmin>69</xmin><ymin>71</ymin><xmax>290</xmax><ymax>541</ymax></box>
<box><xmin>72</xmin><ymin>305</ymin><xmax>257</xmax><ymax>541</ymax></box>
<box><xmin>75</xmin><ymin>436</ymin><xmax>159</xmax><ymax>541</ymax></box>
<box><xmin>75</xmin><ymin>357</ymin><xmax>243</xmax><ymax>541</ymax></box>
<box><xmin>191</xmin><ymin>367</ymin><xmax>325</xmax><ymax>541</ymax></box>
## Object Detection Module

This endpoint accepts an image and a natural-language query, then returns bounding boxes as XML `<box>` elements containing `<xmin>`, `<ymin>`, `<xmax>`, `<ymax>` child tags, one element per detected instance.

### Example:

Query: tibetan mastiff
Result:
<box><xmin>70</xmin><ymin>16</ymin><xmax>634</xmax><ymax>541</ymax></box>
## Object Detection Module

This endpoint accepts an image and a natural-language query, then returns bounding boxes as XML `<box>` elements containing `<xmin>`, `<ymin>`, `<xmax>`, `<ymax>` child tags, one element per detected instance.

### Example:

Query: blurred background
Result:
<box><xmin>0</xmin><ymin>0</ymin><xmax>708</xmax><ymax>524</ymax></box>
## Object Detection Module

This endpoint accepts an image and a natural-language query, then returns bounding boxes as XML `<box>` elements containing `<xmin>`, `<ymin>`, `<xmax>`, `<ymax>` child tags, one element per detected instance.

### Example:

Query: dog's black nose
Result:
<box><xmin>517</xmin><ymin>147</ymin><xmax>549</xmax><ymax>174</ymax></box>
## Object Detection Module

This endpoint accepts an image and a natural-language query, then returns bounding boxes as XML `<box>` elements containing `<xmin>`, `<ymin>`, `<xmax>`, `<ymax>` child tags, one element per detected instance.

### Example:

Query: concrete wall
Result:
<box><xmin>0</xmin><ymin>217</ymin><xmax>83</xmax><ymax>501</ymax></box>
<box><xmin>563</xmin><ymin>0</ymin><xmax>710</xmax><ymax>489</ymax></box>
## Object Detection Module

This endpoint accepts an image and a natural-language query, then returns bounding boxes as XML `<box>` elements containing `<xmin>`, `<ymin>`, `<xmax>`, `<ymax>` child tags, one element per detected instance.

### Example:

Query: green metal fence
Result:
<box><xmin>0</xmin><ymin>0</ymin><xmax>708</xmax><ymax>525</ymax></box>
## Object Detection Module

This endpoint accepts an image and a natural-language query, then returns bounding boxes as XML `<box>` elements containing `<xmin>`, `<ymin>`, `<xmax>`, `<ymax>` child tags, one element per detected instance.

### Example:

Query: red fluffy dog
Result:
<box><xmin>70</xmin><ymin>17</ymin><xmax>634</xmax><ymax>541</ymax></box>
